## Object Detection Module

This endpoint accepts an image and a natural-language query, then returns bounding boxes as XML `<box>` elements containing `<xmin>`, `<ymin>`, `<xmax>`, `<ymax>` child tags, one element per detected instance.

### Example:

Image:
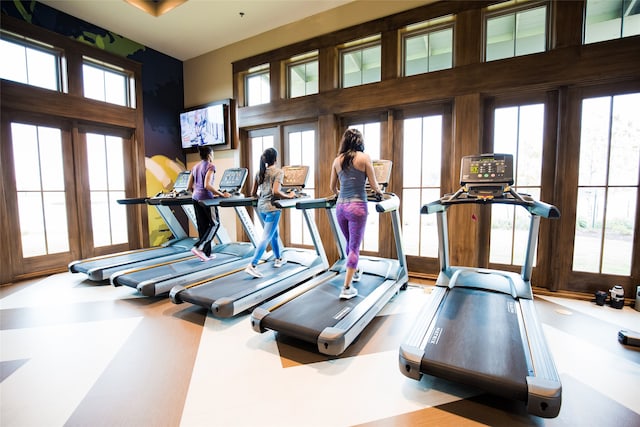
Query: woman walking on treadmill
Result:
<box><xmin>188</xmin><ymin>146</ymin><xmax>230</xmax><ymax>261</ymax></box>
<box><xmin>330</xmin><ymin>128</ymin><xmax>383</xmax><ymax>299</ymax></box>
<box><xmin>244</xmin><ymin>147</ymin><xmax>295</xmax><ymax>278</ymax></box>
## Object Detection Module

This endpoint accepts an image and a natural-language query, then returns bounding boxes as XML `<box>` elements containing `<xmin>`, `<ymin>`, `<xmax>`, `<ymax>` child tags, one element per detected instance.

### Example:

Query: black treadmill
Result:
<box><xmin>251</xmin><ymin>160</ymin><xmax>409</xmax><ymax>356</ymax></box>
<box><xmin>110</xmin><ymin>168</ymin><xmax>257</xmax><ymax>297</ymax></box>
<box><xmin>398</xmin><ymin>153</ymin><xmax>562</xmax><ymax>418</ymax></box>
<box><xmin>169</xmin><ymin>165</ymin><xmax>330</xmax><ymax>318</ymax></box>
<box><xmin>68</xmin><ymin>171</ymin><xmax>198</xmax><ymax>281</ymax></box>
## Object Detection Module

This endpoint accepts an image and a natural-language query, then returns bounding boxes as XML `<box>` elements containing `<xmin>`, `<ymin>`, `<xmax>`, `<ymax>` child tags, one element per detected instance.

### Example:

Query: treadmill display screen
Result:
<box><xmin>218</xmin><ymin>168</ymin><xmax>248</xmax><ymax>190</ymax></box>
<box><xmin>460</xmin><ymin>154</ymin><xmax>513</xmax><ymax>185</ymax></box>
<box><xmin>173</xmin><ymin>171</ymin><xmax>191</xmax><ymax>192</ymax></box>
<box><xmin>282</xmin><ymin>166</ymin><xmax>309</xmax><ymax>187</ymax></box>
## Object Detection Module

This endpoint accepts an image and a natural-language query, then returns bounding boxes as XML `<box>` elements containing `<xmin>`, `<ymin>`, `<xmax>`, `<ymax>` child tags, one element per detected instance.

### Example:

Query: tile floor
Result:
<box><xmin>1</xmin><ymin>272</ymin><xmax>639</xmax><ymax>426</ymax></box>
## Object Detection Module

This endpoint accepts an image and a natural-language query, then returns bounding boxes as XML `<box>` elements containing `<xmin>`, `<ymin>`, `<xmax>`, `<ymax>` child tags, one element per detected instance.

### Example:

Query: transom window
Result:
<box><xmin>245</xmin><ymin>64</ymin><xmax>270</xmax><ymax>106</ymax></box>
<box><xmin>83</xmin><ymin>58</ymin><xmax>134</xmax><ymax>107</ymax></box>
<box><xmin>403</xmin><ymin>16</ymin><xmax>454</xmax><ymax>76</ymax></box>
<box><xmin>573</xmin><ymin>92</ymin><xmax>639</xmax><ymax>275</ymax></box>
<box><xmin>584</xmin><ymin>0</ymin><xmax>640</xmax><ymax>44</ymax></box>
<box><xmin>485</xmin><ymin>1</ymin><xmax>548</xmax><ymax>62</ymax></box>
<box><xmin>341</xmin><ymin>35</ymin><xmax>381</xmax><ymax>88</ymax></box>
<box><xmin>0</xmin><ymin>32</ymin><xmax>63</xmax><ymax>91</ymax></box>
<box><xmin>287</xmin><ymin>51</ymin><xmax>319</xmax><ymax>98</ymax></box>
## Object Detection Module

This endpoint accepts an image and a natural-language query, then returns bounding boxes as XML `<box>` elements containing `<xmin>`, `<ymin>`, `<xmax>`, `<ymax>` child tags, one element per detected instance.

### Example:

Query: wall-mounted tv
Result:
<box><xmin>180</xmin><ymin>99</ymin><xmax>233</xmax><ymax>150</ymax></box>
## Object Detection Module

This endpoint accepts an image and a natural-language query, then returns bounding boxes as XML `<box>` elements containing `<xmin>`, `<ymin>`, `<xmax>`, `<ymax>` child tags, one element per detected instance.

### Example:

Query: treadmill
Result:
<box><xmin>398</xmin><ymin>153</ymin><xmax>562</xmax><ymax>418</ymax></box>
<box><xmin>251</xmin><ymin>159</ymin><xmax>408</xmax><ymax>356</ymax></box>
<box><xmin>110</xmin><ymin>168</ymin><xmax>257</xmax><ymax>297</ymax></box>
<box><xmin>68</xmin><ymin>171</ymin><xmax>198</xmax><ymax>281</ymax></box>
<box><xmin>169</xmin><ymin>165</ymin><xmax>329</xmax><ymax>318</ymax></box>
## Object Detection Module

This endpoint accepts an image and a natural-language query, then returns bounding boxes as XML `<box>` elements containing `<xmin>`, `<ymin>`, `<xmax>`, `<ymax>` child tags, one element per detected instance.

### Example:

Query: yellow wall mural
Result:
<box><xmin>145</xmin><ymin>155</ymin><xmax>186</xmax><ymax>247</ymax></box>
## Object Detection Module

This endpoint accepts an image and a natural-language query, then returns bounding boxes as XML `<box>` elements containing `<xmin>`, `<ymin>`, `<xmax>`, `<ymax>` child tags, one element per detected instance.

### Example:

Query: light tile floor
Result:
<box><xmin>1</xmin><ymin>272</ymin><xmax>639</xmax><ymax>426</ymax></box>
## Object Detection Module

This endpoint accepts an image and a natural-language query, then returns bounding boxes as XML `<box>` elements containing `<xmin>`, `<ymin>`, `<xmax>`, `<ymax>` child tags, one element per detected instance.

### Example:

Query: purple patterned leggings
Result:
<box><xmin>336</xmin><ymin>201</ymin><xmax>368</xmax><ymax>269</ymax></box>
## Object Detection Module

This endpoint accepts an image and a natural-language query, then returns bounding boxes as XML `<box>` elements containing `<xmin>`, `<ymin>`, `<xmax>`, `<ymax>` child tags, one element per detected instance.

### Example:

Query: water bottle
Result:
<box><xmin>609</xmin><ymin>285</ymin><xmax>624</xmax><ymax>309</ymax></box>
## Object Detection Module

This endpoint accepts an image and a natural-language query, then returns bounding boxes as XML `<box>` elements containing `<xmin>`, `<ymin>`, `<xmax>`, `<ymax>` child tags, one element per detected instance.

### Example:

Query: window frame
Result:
<box><xmin>401</xmin><ymin>17</ymin><xmax>455</xmax><ymax>77</ymax></box>
<box><xmin>339</xmin><ymin>35</ymin><xmax>382</xmax><ymax>89</ymax></box>
<box><xmin>483</xmin><ymin>0</ymin><xmax>551</xmax><ymax>62</ymax></box>
<box><xmin>0</xmin><ymin>30</ymin><xmax>66</xmax><ymax>92</ymax></box>
<box><xmin>285</xmin><ymin>51</ymin><xmax>319</xmax><ymax>99</ymax></box>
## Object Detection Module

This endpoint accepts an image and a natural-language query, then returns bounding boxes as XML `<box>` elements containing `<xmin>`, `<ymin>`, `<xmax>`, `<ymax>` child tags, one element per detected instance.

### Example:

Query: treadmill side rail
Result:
<box><xmin>398</xmin><ymin>286</ymin><xmax>447</xmax><ymax>380</ymax></box>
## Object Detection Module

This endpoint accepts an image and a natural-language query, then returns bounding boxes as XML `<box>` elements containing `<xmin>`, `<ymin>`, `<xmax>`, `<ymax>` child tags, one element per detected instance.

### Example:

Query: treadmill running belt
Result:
<box><xmin>115</xmin><ymin>252</ymin><xmax>238</xmax><ymax>288</ymax></box>
<box><xmin>263</xmin><ymin>274</ymin><xmax>381</xmax><ymax>343</ymax></box>
<box><xmin>422</xmin><ymin>287</ymin><xmax>529</xmax><ymax>401</ymax></box>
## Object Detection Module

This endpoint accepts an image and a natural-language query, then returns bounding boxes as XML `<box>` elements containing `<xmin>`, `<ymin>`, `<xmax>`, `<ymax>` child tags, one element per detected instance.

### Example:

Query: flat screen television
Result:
<box><xmin>180</xmin><ymin>100</ymin><xmax>231</xmax><ymax>150</ymax></box>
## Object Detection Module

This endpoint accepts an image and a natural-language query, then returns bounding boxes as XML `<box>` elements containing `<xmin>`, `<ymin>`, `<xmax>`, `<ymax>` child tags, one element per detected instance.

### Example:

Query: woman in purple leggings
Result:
<box><xmin>329</xmin><ymin>129</ymin><xmax>383</xmax><ymax>299</ymax></box>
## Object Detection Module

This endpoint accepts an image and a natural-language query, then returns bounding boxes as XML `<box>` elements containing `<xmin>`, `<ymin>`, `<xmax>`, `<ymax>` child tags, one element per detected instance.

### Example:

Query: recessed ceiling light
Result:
<box><xmin>124</xmin><ymin>0</ymin><xmax>188</xmax><ymax>17</ymax></box>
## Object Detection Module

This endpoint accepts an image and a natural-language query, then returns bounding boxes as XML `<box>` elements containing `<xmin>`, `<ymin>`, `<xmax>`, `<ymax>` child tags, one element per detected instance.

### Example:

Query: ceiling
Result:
<box><xmin>38</xmin><ymin>0</ymin><xmax>356</xmax><ymax>61</ymax></box>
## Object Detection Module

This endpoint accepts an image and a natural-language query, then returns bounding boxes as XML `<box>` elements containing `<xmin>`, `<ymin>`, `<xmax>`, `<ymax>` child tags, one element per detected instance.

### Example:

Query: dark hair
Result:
<box><xmin>338</xmin><ymin>128</ymin><xmax>364</xmax><ymax>170</ymax></box>
<box><xmin>258</xmin><ymin>147</ymin><xmax>278</xmax><ymax>185</ymax></box>
<box><xmin>198</xmin><ymin>145</ymin><xmax>213</xmax><ymax>160</ymax></box>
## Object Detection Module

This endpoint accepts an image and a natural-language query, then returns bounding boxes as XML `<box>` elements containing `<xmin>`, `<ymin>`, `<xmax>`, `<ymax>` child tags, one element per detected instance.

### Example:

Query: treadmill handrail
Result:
<box><xmin>375</xmin><ymin>193</ymin><xmax>399</xmax><ymax>213</ymax></box>
<box><xmin>219</xmin><ymin>196</ymin><xmax>258</xmax><ymax>207</ymax></box>
<box><xmin>423</xmin><ymin>189</ymin><xmax>560</xmax><ymax>219</ymax></box>
<box><xmin>117</xmin><ymin>197</ymin><xmax>148</xmax><ymax>205</ymax></box>
<box><xmin>199</xmin><ymin>193</ymin><xmax>245</xmax><ymax>207</ymax></box>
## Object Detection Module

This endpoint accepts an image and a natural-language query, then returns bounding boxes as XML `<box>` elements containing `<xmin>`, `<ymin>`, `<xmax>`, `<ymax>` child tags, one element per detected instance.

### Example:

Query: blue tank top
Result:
<box><xmin>338</xmin><ymin>167</ymin><xmax>367</xmax><ymax>202</ymax></box>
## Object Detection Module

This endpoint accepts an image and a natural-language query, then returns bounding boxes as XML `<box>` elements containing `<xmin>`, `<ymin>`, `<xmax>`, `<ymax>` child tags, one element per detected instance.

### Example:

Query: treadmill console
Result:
<box><xmin>460</xmin><ymin>154</ymin><xmax>513</xmax><ymax>186</ymax></box>
<box><xmin>218</xmin><ymin>168</ymin><xmax>248</xmax><ymax>194</ymax></box>
<box><xmin>369</xmin><ymin>159</ymin><xmax>392</xmax><ymax>192</ymax></box>
<box><xmin>460</xmin><ymin>154</ymin><xmax>513</xmax><ymax>198</ymax></box>
<box><xmin>282</xmin><ymin>165</ymin><xmax>309</xmax><ymax>196</ymax></box>
<box><xmin>172</xmin><ymin>170</ymin><xmax>192</xmax><ymax>192</ymax></box>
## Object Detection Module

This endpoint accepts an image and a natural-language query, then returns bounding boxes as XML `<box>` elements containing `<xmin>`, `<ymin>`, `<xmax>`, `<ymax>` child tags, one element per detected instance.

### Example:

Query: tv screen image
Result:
<box><xmin>180</xmin><ymin>103</ymin><xmax>226</xmax><ymax>148</ymax></box>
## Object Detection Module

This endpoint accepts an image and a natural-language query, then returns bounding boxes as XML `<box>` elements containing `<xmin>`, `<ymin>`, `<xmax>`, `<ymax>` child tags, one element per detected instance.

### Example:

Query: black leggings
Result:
<box><xmin>193</xmin><ymin>201</ymin><xmax>219</xmax><ymax>256</ymax></box>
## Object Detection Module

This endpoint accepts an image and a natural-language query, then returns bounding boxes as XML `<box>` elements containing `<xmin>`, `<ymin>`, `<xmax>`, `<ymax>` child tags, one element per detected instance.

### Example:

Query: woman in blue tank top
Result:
<box><xmin>329</xmin><ymin>129</ymin><xmax>383</xmax><ymax>299</ymax></box>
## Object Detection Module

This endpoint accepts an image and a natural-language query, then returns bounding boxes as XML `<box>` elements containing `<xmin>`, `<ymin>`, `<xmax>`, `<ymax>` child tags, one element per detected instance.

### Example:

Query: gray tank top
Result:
<box><xmin>338</xmin><ymin>167</ymin><xmax>367</xmax><ymax>202</ymax></box>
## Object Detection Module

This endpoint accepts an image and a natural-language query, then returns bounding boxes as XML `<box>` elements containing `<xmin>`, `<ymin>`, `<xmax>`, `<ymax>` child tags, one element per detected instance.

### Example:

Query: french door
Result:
<box><xmin>2</xmin><ymin>114</ymin><xmax>136</xmax><ymax>280</ymax></box>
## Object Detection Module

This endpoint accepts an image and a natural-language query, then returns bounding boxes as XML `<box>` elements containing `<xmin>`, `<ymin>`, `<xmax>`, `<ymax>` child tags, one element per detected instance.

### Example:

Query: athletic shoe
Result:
<box><xmin>339</xmin><ymin>286</ymin><xmax>358</xmax><ymax>300</ymax></box>
<box><xmin>245</xmin><ymin>264</ymin><xmax>263</xmax><ymax>278</ymax></box>
<box><xmin>274</xmin><ymin>258</ymin><xmax>287</xmax><ymax>268</ymax></box>
<box><xmin>191</xmin><ymin>247</ymin><xmax>208</xmax><ymax>261</ymax></box>
<box><xmin>205</xmin><ymin>253</ymin><xmax>217</xmax><ymax>261</ymax></box>
<box><xmin>352</xmin><ymin>266</ymin><xmax>364</xmax><ymax>282</ymax></box>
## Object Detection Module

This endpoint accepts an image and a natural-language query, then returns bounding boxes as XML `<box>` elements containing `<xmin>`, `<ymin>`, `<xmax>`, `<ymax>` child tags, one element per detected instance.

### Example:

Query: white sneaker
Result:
<box><xmin>339</xmin><ymin>286</ymin><xmax>358</xmax><ymax>300</ymax></box>
<box><xmin>191</xmin><ymin>247</ymin><xmax>207</xmax><ymax>261</ymax></box>
<box><xmin>245</xmin><ymin>264</ymin><xmax>263</xmax><ymax>278</ymax></box>
<box><xmin>274</xmin><ymin>258</ymin><xmax>287</xmax><ymax>268</ymax></box>
<box><xmin>352</xmin><ymin>266</ymin><xmax>363</xmax><ymax>282</ymax></box>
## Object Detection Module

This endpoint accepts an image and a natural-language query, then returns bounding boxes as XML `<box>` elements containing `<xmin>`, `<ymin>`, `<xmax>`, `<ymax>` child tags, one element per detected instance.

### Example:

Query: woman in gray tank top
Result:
<box><xmin>329</xmin><ymin>129</ymin><xmax>383</xmax><ymax>299</ymax></box>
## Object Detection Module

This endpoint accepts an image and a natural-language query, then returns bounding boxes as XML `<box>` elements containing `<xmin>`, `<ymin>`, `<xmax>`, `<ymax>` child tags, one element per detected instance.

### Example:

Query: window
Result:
<box><xmin>341</xmin><ymin>36</ymin><xmax>381</xmax><ymax>88</ymax></box>
<box><xmin>403</xmin><ymin>16</ymin><xmax>454</xmax><ymax>76</ymax></box>
<box><xmin>287</xmin><ymin>51</ymin><xmax>319</xmax><ymax>98</ymax></box>
<box><xmin>573</xmin><ymin>93</ymin><xmax>639</xmax><ymax>275</ymax></box>
<box><xmin>584</xmin><ymin>0</ymin><xmax>640</xmax><ymax>44</ymax></box>
<box><xmin>491</xmin><ymin>103</ymin><xmax>545</xmax><ymax>266</ymax></box>
<box><xmin>485</xmin><ymin>2</ymin><xmax>548</xmax><ymax>61</ymax></box>
<box><xmin>246</xmin><ymin>64</ymin><xmax>270</xmax><ymax>106</ymax></box>
<box><xmin>0</xmin><ymin>32</ymin><xmax>62</xmax><ymax>91</ymax></box>
<box><xmin>83</xmin><ymin>58</ymin><xmax>134</xmax><ymax>107</ymax></box>
<box><xmin>86</xmin><ymin>133</ymin><xmax>128</xmax><ymax>247</ymax></box>
<box><xmin>11</xmin><ymin>123</ymin><xmax>69</xmax><ymax>257</ymax></box>
<box><xmin>286</xmin><ymin>128</ymin><xmax>316</xmax><ymax>246</ymax></box>
<box><xmin>402</xmin><ymin>115</ymin><xmax>443</xmax><ymax>258</ymax></box>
